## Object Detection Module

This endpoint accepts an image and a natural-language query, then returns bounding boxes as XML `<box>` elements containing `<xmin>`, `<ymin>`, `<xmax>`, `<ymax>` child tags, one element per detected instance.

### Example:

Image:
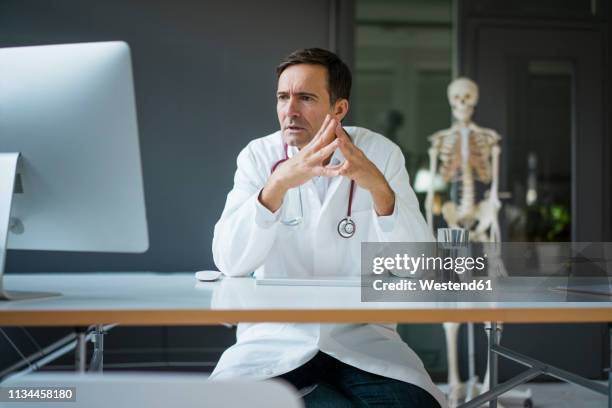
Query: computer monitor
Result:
<box><xmin>0</xmin><ymin>41</ymin><xmax>149</xmax><ymax>300</ymax></box>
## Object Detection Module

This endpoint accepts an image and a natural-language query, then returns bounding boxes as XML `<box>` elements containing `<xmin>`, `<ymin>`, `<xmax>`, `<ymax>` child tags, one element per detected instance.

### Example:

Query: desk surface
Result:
<box><xmin>1</xmin><ymin>273</ymin><xmax>611</xmax><ymax>326</ymax></box>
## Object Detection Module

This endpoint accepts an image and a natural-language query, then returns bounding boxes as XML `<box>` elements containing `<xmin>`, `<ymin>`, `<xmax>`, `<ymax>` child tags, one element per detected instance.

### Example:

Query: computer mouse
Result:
<box><xmin>195</xmin><ymin>270</ymin><xmax>222</xmax><ymax>281</ymax></box>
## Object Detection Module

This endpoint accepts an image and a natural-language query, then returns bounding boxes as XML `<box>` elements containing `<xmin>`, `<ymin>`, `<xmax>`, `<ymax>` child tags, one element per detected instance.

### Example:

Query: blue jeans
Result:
<box><xmin>276</xmin><ymin>351</ymin><xmax>441</xmax><ymax>408</ymax></box>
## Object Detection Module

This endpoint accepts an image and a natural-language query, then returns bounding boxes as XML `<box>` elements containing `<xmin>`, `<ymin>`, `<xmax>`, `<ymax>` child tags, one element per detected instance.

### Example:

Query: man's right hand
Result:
<box><xmin>259</xmin><ymin>114</ymin><xmax>340</xmax><ymax>213</ymax></box>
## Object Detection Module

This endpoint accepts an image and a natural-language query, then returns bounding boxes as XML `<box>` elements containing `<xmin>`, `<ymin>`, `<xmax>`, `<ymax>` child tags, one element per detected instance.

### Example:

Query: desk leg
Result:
<box><xmin>74</xmin><ymin>328</ymin><xmax>87</xmax><ymax>372</ymax></box>
<box><xmin>609</xmin><ymin>325</ymin><xmax>611</xmax><ymax>408</ymax></box>
<box><xmin>89</xmin><ymin>325</ymin><xmax>105</xmax><ymax>372</ymax></box>
<box><xmin>486</xmin><ymin>322</ymin><xmax>500</xmax><ymax>408</ymax></box>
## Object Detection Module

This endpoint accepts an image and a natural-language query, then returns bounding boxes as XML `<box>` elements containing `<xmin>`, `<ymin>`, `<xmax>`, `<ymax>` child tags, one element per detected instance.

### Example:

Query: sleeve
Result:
<box><xmin>212</xmin><ymin>143</ymin><xmax>282</xmax><ymax>276</ymax></box>
<box><xmin>371</xmin><ymin>144</ymin><xmax>435</xmax><ymax>242</ymax></box>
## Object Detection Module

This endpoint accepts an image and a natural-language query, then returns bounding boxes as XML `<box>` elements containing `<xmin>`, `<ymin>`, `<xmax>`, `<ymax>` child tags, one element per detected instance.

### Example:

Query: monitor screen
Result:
<box><xmin>0</xmin><ymin>41</ymin><xmax>149</xmax><ymax>299</ymax></box>
<box><xmin>0</xmin><ymin>41</ymin><xmax>148</xmax><ymax>253</ymax></box>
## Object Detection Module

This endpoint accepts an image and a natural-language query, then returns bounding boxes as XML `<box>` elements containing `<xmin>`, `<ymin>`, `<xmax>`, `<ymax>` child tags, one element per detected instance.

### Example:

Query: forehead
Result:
<box><xmin>448</xmin><ymin>79</ymin><xmax>477</xmax><ymax>95</ymax></box>
<box><xmin>277</xmin><ymin>64</ymin><xmax>329</xmax><ymax>94</ymax></box>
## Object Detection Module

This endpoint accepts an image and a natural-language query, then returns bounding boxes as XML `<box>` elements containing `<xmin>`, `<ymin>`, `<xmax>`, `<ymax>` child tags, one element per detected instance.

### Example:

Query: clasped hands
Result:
<box><xmin>260</xmin><ymin>115</ymin><xmax>395</xmax><ymax>216</ymax></box>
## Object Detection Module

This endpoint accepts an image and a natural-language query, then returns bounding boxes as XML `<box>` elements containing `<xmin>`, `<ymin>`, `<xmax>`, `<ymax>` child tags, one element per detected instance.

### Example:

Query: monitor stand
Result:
<box><xmin>0</xmin><ymin>152</ymin><xmax>61</xmax><ymax>300</ymax></box>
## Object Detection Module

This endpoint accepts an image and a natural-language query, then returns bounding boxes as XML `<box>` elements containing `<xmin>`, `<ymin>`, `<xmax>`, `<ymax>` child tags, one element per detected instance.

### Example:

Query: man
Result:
<box><xmin>211</xmin><ymin>48</ymin><xmax>445</xmax><ymax>408</ymax></box>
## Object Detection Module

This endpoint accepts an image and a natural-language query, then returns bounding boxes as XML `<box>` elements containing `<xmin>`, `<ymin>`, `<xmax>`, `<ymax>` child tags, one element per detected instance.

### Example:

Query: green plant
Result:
<box><xmin>526</xmin><ymin>203</ymin><xmax>570</xmax><ymax>241</ymax></box>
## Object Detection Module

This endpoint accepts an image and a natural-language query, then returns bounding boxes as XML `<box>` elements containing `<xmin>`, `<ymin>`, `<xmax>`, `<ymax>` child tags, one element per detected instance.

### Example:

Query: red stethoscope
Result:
<box><xmin>271</xmin><ymin>142</ymin><xmax>356</xmax><ymax>238</ymax></box>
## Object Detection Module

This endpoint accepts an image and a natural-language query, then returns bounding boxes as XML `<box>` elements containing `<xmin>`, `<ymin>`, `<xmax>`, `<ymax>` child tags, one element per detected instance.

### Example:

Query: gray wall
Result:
<box><xmin>1</xmin><ymin>0</ymin><xmax>353</xmax><ymax>272</ymax></box>
<box><xmin>0</xmin><ymin>0</ymin><xmax>356</xmax><ymax>376</ymax></box>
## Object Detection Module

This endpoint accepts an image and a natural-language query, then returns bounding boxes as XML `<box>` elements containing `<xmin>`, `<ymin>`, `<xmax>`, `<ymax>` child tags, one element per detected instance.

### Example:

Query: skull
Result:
<box><xmin>447</xmin><ymin>77</ymin><xmax>479</xmax><ymax>123</ymax></box>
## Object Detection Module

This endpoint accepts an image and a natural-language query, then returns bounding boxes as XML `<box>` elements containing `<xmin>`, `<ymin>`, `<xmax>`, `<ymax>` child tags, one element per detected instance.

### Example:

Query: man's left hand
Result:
<box><xmin>326</xmin><ymin>124</ymin><xmax>396</xmax><ymax>216</ymax></box>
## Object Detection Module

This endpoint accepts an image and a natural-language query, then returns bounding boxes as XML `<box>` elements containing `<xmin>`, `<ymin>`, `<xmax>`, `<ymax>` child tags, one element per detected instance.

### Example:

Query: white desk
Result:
<box><xmin>1</xmin><ymin>272</ymin><xmax>611</xmax><ymax>408</ymax></box>
<box><xmin>0</xmin><ymin>272</ymin><xmax>611</xmax><ymax>326</ymax></box>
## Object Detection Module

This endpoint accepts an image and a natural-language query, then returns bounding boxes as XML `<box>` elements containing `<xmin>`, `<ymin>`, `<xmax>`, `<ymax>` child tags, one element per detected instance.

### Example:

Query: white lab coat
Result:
<box><xmin>210</xmin><ymin>127</ymin><xmax>447</xmax><ymax>407</ymax></box>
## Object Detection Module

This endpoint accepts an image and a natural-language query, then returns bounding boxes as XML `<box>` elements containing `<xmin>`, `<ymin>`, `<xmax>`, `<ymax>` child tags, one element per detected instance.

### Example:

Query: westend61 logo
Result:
<box><xmin>371</xmin><ymin>253</ymin><xmax>488</xmax><ymax>276</ymax></box>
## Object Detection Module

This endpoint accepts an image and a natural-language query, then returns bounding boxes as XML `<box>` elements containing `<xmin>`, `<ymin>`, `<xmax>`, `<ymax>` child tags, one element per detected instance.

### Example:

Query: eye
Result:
<box><xmin>277</xmin><ymin>94</ymin><xmax>289</xmax><ymax>101</ymax></box>
<box><xmin>300</xmin><ymin>95</ymin><xmax>313</xmax><ymax>101</ymax></box>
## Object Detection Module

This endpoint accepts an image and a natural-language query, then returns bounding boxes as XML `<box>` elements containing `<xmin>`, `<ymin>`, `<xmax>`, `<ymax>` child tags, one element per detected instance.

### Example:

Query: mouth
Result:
<box><xmin>285</xmin><ymin>125</ymin><xmax>305</xmax><ymax>133</ymax></box>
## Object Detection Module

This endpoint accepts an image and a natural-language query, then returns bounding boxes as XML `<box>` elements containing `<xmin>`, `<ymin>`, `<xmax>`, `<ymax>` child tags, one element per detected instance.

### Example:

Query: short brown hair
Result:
<box><xmin>276</xmin><ymin>48</ymin><xmax>352</xmax><ymax>104</ymax></box>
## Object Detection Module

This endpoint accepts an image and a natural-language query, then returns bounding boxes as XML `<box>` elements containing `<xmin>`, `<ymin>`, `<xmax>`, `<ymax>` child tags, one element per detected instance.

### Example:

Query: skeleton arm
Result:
<box><xmin>425</xmin><ymin>146</ymin><xmax>438</xmax><ymax>230</ymax></box>
<box><xmin>489</xmin><ymin>144</ymin><xmax>501</xmax><ymax>242</ymax></box>
<box><xmin>426</xmin><ymin>129</ymin><xmax>455</xmax><ymax>231</ymax></box>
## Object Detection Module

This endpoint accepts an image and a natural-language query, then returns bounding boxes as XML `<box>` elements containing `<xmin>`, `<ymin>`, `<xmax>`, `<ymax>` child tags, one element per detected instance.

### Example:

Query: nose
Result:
<box><xmin>284</xmin><ymin>95</ymin><xmax>300</xmax><ymax>118</ymax></box>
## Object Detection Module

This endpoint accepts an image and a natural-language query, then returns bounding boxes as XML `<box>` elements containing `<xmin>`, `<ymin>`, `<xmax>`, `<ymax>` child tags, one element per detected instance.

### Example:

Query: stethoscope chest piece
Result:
<box><xmin>337</xmin><ymin>217</ymin><xmax>356</xmax><ymax>239</ymax></box>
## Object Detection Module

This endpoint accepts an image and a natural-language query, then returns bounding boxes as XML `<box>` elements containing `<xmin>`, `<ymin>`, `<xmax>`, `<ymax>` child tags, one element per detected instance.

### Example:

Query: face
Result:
<box><xmin>276</xmin><ymin>64</ymin><xmax>347</xmax><ymax>149</ymax></box>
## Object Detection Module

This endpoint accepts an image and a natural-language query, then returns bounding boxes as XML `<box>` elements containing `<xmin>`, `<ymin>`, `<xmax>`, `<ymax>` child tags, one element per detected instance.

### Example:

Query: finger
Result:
<box><xmin>336</xmin><ymin>134</ymin><xmax>355</xmax><ymax>159</ymax></box>
<box><xmin>336</xmin><ymin>160</ymin><xmax>352</xmax><ymax>176</ymax></box>
<box><xmin>335</xmin><ymin>124</ymin><xmax>356</xmax><ymax>152</ymax></box>
<box><xmin>307</xmin><ymin>116</ymin><xmax>332</xmax><ymax>150</ymax></box>
<box><xmin>313</xmin><ymin>117</ymin><xmax>337</xmax><ymax>150</ymax></box>
<box><xmin>322</xmin><ymin>160</ymin><xmax>350</xmax><ymax>176</ymax></box>
<box><xmin>311</xmin><ymin>138</ymin><xmax>338</xmax><ymax>163</ymax></box>
<box><xmin>324</xmin><ymin>162</ymin><xmax>343</xmax><ymax>171</ymax></box>
<box><xmin>335</xmin><ymin>122</ymin><xmax>349</xmax><ymax>140</ymax></box>
<box><xmin>322</xmin><ymin>160</ymin><xmax>353</xmax><ymax>178</ymax></box>
<box><xmin>305</xmin><ymin>115</ymin><xmax>331</xmax><ymax>149</ymax></box>
<box><xmin>315</xmin><ymin>114</ymin><xmax>331</xmax><ymax>139</ymax></box>
<box><xmin>316</xmin><ymin>165</ymin><xmax>342</xmax><ymax>178</ymax></box>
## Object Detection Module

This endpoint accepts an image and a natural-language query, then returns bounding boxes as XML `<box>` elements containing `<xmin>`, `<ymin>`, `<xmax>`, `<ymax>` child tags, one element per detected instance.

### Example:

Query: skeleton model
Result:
<box><xmin>426</xmin><ymin>79</ymin><xmax>531</xmax><ymax>407</ymax></box>
<box><xmin>425</xmin><ymin>78</ymin><xmax>501</xmax><ymax>243</ymax></box>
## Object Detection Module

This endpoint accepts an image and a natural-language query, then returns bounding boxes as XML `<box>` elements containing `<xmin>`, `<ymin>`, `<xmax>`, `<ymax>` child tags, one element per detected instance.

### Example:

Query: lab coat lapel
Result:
<box><xmin>287</xmin><ymin>144</ymin><xmax>322</xmax><ymax>215</ymax></box>
<box><xmin>314</xmin><ymin>147</ymin><xmax>348</xmax><ymax>277</ymax></box>
<box><xmin>322</xmin><ymin>126</ymin><xmax>355</xmax><ymax>214</ymax></box>
<box><xmin>320</xmin><ymin>147</ymin><xmax>347</xmax><ymax>215</ymax></box>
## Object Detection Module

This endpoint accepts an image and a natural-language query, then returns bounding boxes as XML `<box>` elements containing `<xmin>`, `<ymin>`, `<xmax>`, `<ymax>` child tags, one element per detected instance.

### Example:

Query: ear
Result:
<box><xmin>333</xmin><ymin>99</ymin><xmax>349</xmax><ymax>122</ymax></box>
